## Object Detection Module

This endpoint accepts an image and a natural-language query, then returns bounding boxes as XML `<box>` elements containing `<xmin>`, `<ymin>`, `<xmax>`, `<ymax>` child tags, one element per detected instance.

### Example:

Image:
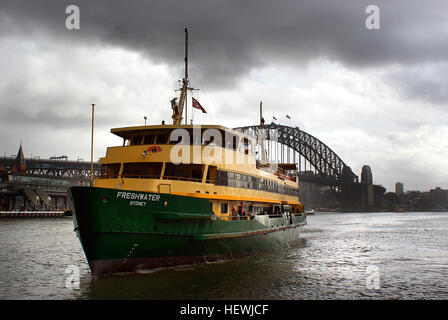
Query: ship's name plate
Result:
<box><xmin>116</xmin><ymin>191</ymin><xmax>161</xmax><ymax>202</ymax></box>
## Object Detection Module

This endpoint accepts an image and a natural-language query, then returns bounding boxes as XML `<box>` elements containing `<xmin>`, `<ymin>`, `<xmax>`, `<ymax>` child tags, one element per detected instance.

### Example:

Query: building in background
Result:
<box><xmin>429</xmin><ymin>187</ymin><xmax>448</xmax><ymax>209</ymax></box>
<box><xmin>0</xmin><ymin>144</ymin><xmax>98</xmax><ymax>211</ymax></box>
<box><xmin>395</xmin><ymin>182</ymin><xmax>404</xmax><ymax>195</ymax></box>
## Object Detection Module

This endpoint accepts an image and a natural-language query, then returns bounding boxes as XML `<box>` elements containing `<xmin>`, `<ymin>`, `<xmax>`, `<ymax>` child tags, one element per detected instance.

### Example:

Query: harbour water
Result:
<box><xmin>0</xmin><ymin>211</ymin><xmax>447</xmax><ymax>300</ymax></box>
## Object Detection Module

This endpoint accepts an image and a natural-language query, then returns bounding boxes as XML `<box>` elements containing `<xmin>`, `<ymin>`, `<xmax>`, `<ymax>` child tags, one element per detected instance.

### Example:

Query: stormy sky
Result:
<box><xmin>0</xmin><ymin>0</ymin><xmax>447</xmax><ymax>192</ymax></box>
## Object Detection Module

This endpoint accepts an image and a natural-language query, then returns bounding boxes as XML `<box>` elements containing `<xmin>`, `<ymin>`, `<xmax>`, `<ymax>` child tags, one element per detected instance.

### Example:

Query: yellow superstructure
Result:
<box><xmin>95</xmin><ymin>124</ymin><xmax>303</xmax><ymax>221</ymax></box>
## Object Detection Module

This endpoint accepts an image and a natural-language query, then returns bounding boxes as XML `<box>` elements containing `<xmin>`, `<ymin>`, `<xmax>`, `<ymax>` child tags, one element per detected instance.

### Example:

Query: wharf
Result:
<box><xmin>0</xmin><ymin>211</ymin><xmax>71</xmax><ymax>218</ymax></box>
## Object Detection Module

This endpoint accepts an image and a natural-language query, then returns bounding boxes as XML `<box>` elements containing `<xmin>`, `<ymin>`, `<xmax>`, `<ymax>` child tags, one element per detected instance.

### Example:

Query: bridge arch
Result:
<box><xmin>234</xmin><ymin>124</ymin><xmax>358</xmax><ymax>192</ymax></box>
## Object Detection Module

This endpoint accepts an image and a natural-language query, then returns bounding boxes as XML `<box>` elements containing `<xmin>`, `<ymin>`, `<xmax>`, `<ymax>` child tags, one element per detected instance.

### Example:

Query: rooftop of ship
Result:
<box><xmin>110</xmin><ymin>124</ymin><xmax>251</xmax><ymax>139</ymax></box>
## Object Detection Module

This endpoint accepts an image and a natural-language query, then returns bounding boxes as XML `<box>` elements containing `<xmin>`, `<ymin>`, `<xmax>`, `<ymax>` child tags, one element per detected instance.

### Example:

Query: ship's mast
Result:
<box><xmin>185</xmin><ymin>28</ymin><xmax>188</xmax><ymax>125</ymax></box>
<box><xmin>171</xmin><ymin>28</ymin><xmax>193</xmax><ymax>126</ymax></box>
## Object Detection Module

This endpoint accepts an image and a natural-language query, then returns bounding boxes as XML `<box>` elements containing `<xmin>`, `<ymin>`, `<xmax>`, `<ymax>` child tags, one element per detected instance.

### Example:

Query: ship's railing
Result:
<box><xmin>255</xmin><ymin>161</ymin><xmax>297</xmax><ymax>182</ymax></box>
<box><xmin>228</xmin><ymin>213</ymin><xmax>285</xmax><ymax>220</ymax></box>
<box><xmin>256</xmin><ymin>213</ymin><xmax>283</xmax><ymax>218</ymax></box>
<box><xmin>256</xmin><ymin>161</ymin><xmax>278</xmax><ymax>174</ymax></box>
<box><xmin>98</xmin><ymin>174</ymin><xmax>215</xmax><ymax>184</ymax></box>
<box><xmin>118</xmin><ymin>174</ymin><xmax>161</xmax><ymax>180</ymax></box>
<box><xmin>162</xmin><ymin>175</ymin><xmax>215</xmax><ymax>184</ymax></box>
<box><xmin>227</xmin><ymin>215</ymin><xmax>254</xmax><ymax>221</ymax></box>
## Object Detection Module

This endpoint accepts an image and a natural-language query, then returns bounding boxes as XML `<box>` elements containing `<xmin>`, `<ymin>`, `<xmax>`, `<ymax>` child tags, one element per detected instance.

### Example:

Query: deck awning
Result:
<box><xmin>111</xmin><ymin>124</ymin><xmax>255</xmax><ymax>142</ymax></box>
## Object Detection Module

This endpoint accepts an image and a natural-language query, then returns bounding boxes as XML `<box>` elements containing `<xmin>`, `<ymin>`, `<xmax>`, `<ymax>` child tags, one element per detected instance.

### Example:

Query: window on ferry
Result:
<box><xmin>101</xmin><ymin>164</ymin><xmax>121</xmax><ymax>178</ymax></box>
<box><xmin>169</xmin><ymin>134</ymin><xmax>182</xmax><ymax>145</ymax></box>
<box><xmin>130</xmin><ymin>136</ymin><xmax>143</xmax><ymax>145</ymax></box>
<box><xmin>253</xmin><ymin>177</ymin><xmax>259</xmax><ymax>190</ymax></box>
<box><xmin>206</xmin><ymin>166</ymin><xmax>217</xmax><ymax>183</ymax></box>
<box><xmin>164</xmin><ymin>163</ymin><xmax>205</xmax><ymax>181</ymax></box>
<box><xmin>274</xmin><ymin>206</ymin><xmax>281</xmax><ymax>215</ymax></box>
<box><xmin>143</xmin><ymin>135</ymin><xmax>155</xmax><ymax>145</ymax></box>
<box><xmin>259</xmin><ymin>179</ymin><xmax>265</xmax><ymax>191</ymax></box>
<box><xmin>239</xmin><ymin>138</ymin><xmax>249</xmax><ymax>154</ymax></box>
<box><xmin>241</xmin><ymin>175</ymin><xmax>248</xmax><ymax>188</ymax></box>
<box><xmin>235</xmin><ymin>179</ymin><xmax>242</xmax><ymax>188</ymax></box>
<box><xmin>173</xmin><ymin>170</ymin><xmax>189</xmax><ymax>178</ymax></box>
<box><xmin>190</xmin><ymin>129</ymin><xmax>201</xmax><ymax>145</ymax></box>
<box><xmin>202</xmin><ymin>129</ymin><xmax>222</xmax><ymax>147</ymax></box>
<box><xmin>156</xmin><ymin>134</ymin><xmax>169</xmax><ymax>144</ymax></box>
<box><xmin>192</xmin><ymin>169</ymin><xmax>202</xmax><ymax>180</ymax></box>
<box><xmin>221</xmin><ymin>203</ymin><xmax>228</xmax><ymax>214</ymax></box>
<box><xmin>121</xmin><ymin>162</ymin><xmax>163</xmax><ymax>178</ymax></box>
<box><xmin>169</xmin><ymin>129</ymin><xmax>191</xmax><ymax>145</ymax></box>
<box><xmin>202</xmin><ymin>136</ymin><xmax>213</xmax><ymax>146</ymax></box>
<box><xmin>225</xmin><ymin>134</ymin><xmax>239</xmax><ymax>150</ymax></box>
<box><xmin>215</xmin><ymin>170</ymin><xmax>227</xmax><ymax>186</ymax></box>
<box><xmin>247</xmin><ymin>140</ymin><xmax>254</xmax><ymax>156</ymax></box>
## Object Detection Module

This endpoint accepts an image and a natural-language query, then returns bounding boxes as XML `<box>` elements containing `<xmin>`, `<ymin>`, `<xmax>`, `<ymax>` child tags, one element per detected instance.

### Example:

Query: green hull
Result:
<box><xmin>68</xmin><ymin>186</ymin><xmax>307</xmax><ymax>276</ymax></box>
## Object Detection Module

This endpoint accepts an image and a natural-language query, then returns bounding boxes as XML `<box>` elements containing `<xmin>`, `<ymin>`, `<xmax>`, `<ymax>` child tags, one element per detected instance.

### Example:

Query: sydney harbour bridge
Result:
<box><xmin>0</xmin><ymin>123</ymin><xmax>385</xmax><ymax>211</ymax></box>
<box><xmin>234</xmin><ymin>123</ymin><xmax>385</xmax><ymax>211</ymax></box>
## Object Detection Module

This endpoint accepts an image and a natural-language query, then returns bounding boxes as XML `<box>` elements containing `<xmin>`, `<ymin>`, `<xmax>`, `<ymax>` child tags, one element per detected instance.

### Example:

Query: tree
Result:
<box><xmin>384</xmin><ymin>192</ymin><xmax>400</xmax><ymax>211</ymax></box>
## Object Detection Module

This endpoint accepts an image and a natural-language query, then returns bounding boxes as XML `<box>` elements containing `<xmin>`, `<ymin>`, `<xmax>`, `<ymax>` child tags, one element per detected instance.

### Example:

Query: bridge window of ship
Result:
<box><xmin>130</xmin><ymin>135</ymin><xmax>143</xmax><ymax>145</ymax></box>
<box><xmin>121</xmin><ymin>162</ymin><xmax>163</xmax><ymax>179</ymax></box>
<box><xmin>155</xmin><ymin>134</ymin><xmax>169</xmax><ymax>144</ymax></box>
<box><xmin>202</xmin><ymin>133</ymin><xmax>217</xmax><ymax>146</ymax></box>
<box><xmin>143</xmin><ymin>134</ymin><xmax>156</xmax><ymax>145</ymax></box>
<box><xmin>169</xmin><ymin>133</ymin><xmax>185</xmax><ymax>145</ymax></box>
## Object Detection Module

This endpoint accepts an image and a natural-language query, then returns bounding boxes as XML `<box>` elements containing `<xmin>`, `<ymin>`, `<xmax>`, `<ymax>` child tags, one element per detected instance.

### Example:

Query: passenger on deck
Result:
<box><xmin>232</xmin><ymin>207</ymin><xmax>239</xmax><ymax>220</ymax></box>
<box><xmin>239</xmin><ymin>205</ymin><xmax>246</xmax><ymax>220</ymax></box>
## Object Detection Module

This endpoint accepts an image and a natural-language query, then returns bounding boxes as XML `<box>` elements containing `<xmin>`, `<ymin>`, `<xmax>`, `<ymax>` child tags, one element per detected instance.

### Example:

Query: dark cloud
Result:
<box><xmin>1</xmin><ymin>0</ymin><xmax>447</xmax><ymax>190</ymax></box>
<box><xmin>385</xmin><ymin>63</ymin><xmax>448</xmax><ymax>107</ymax></box>
<box><xmin>1</xmin><ymin>0</ymin><xmax>447</xmax><ymax>89</ymax></box>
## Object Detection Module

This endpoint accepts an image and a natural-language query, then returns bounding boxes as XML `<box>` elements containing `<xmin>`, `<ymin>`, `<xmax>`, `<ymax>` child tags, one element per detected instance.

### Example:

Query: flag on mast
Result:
<box><xmin>192</xmin><ymin>97</ymin><xmax>207</xmax><ymax>113</ymax></box>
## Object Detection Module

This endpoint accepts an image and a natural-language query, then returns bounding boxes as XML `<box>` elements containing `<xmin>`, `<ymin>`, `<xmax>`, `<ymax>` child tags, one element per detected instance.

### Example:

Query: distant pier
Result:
<box><xmin>0</xmin><ymin>211</ymin><xmax>70</xmax><ymax>218</ymax></box>
<box><xmin>0</xmin><ymin>144</ymin><xmax>100</xmax><ymax>213</ymax></box>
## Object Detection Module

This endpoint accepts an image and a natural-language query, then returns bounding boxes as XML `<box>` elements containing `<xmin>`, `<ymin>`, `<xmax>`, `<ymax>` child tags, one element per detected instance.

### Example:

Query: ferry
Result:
<box><xmin>68</xmin><ymin>29</ymin><xmax>307</xmax><ymax>276</ymax></box>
